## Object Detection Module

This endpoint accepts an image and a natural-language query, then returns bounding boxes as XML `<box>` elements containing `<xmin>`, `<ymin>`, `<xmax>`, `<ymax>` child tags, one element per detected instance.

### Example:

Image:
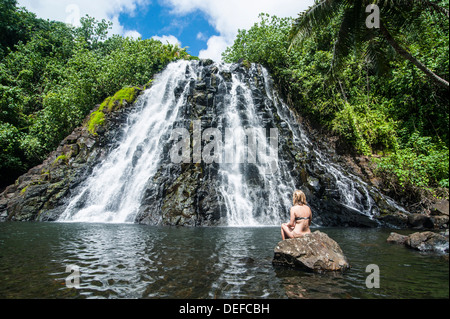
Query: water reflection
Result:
<box><xmin>56</xmin><ymin>223</ymin><xmax>156</xmax><ymax>298</ymax></box>
<box><xmin>0</xmin><ymin>223</ymin><xmax>448</xmax><ymax>299</ymax></box>
<box><xmin>274</xmin><ymin>268</ymin><xmax>349</xmax><ymax>299</ymax></box>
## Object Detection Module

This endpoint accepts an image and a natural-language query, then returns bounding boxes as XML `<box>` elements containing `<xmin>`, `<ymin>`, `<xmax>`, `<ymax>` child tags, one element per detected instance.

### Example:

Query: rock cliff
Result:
<box><xmin>0</xmin><ymin>60</ymin><xmax>418</xmax><ymax>227</ymax></box>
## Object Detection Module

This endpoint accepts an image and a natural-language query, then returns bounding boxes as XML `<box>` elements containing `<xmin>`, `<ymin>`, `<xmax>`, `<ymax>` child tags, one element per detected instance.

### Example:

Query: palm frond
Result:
<box><xmin>331</xmin><ymin>8</ymin><xmax>357</xmax><ymax>71</ymax></box>
<box><xmin>289</xmin><ymin>0</ymin><xmax>344</xmax><ymax>50</ymax></box>
<box><xmin>363</xmin><ymin>35</ymin><xmax>394</xmax><ymax>75</ymax></box>
<box><xmin>381</xmin><ymin>0</ymin><xmax>450</xmax><ymax>18</ymax></box>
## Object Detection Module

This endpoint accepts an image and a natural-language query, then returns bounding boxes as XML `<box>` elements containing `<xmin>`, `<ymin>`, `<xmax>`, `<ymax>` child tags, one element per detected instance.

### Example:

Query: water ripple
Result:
<box><xmin>0</xmin><ymin>223</ymin><xmax>448</xmax><ymax>299</ymax></box>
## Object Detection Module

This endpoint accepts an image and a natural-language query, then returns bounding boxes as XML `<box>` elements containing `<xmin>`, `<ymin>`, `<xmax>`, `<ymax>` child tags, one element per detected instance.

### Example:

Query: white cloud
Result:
<box><xmin>161</xmin><ymin>0</ymin><xmax>314</xmax><ymax>61</ymax></box>
<box><xmin>17</xmin><ymin>0</ymin><xmax>148</xmax><ymax>38</ymax></box>
<box><xmin>124</xmin><ymin>30</ymin><xmax>142</xmax><ymax>39</ymax></box>
<box><xmin>198</xmin><ymin>36</ymin><xmax>228</xmax><ymax>61</ymax></box>
<box><xmin>152</xmin><ymin>35</ymin><xmax>181</xmax><ymax>47</ymax></box>
<box><xmin>196</xmin><ymin>32</ymin><xmax>207</xmax><ymax>41</ymax></box>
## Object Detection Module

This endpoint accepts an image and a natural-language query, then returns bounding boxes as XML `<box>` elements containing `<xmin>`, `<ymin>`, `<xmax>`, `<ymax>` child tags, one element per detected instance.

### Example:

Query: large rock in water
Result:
<box><xmin>272</xmin><ymin>231</ymin><xmax>350</xmax><ymax>272</ymax></box>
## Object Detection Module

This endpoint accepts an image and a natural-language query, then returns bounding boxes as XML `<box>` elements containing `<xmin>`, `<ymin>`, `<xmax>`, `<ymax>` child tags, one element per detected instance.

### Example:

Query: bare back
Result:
<box><xmin>290</xmin><ymin>204</ymin><xmax>312</xmax><ymax>235</ymax></box>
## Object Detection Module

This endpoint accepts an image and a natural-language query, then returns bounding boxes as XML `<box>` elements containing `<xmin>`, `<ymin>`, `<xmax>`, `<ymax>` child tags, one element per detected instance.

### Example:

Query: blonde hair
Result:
<box><xmin>293</xmin><ymin>190</ymin><xmax>307</xmax><ymax>206</ymax></box>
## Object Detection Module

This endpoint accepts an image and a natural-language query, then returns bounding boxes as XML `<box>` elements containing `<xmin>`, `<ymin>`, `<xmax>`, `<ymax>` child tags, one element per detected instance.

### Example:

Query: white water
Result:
<box><xmin>260</xmin><ymin>67</ymin><xmax>407</xmax><ymax>219</ymax></box>
<box><xmin>214</xmin><ymin>63</ymin><xmax>301</xmax><ymax>226</ymax></box>
<box><xmin>58</xmin><ymin>60</ymin><xmax>403</xmax><ymax>226</ymax></box>
<box><xmin>59</xmin><ymin>61</ymin><xmax>195</xmax><ymax>223</ymax></box>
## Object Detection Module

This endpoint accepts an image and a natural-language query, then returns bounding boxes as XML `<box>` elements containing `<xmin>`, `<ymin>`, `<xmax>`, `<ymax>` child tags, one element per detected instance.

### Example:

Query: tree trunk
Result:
<box><xmin>379</xmin><ymin>21</ymin><xmax>449</xmax><ymax>90</ymax></box>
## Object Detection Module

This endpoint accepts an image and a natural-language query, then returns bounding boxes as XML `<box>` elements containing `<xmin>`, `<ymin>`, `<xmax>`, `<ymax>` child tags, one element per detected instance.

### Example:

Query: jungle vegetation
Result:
<box><xmin>223</xmin><ymin>0</ymin><xmax>449</xmax><ymax>205</ymax></box>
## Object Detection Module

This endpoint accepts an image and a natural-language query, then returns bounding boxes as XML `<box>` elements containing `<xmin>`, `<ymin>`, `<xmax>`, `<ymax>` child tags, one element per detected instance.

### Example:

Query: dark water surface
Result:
<box><xmin>0</xmin><ymin>222</ymin><xmax>448</xmax><ymax>299</ymax></box>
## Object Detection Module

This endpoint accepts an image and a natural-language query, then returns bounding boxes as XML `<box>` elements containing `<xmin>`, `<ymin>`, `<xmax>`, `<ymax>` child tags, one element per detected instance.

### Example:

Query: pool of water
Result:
<box><xmin>0</xmin><ymin>222</ymin><xmax>448</xmax><ymax>299</ymax></box>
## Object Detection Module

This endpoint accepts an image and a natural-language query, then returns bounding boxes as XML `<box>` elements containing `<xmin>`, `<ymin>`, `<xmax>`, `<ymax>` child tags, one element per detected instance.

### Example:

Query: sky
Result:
<box><xmin>16</xmin><ymin>0</ymin><xmax>315</xmax><ymax>61</ymax></box>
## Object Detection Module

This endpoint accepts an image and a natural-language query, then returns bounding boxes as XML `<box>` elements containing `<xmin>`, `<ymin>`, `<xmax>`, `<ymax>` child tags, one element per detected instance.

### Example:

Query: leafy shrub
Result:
<box><xmin>0</xmin><ymin>5</ymin><xmax>193</xmax><ymax>187</ymax></box>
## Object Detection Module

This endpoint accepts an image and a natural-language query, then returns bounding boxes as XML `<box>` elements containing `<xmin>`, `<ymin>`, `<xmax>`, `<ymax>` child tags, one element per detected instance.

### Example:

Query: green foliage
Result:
<box><xmin>75</xmin><ymin>15</ymin><xmax>112</xmax><ymax>50</ymax></box>
<box><xmin>289</xmin><ymin>0</ymin><xmax>449</xmax><ymax>89</ymax></box>
<box><xmin>223</xmin><ymin>7</ymin><xmax>449</xmax><ymax>195</ymax></box>
<box><xmin>0</xmin><ymin>3</ymin><xmax>195</xmax><ymax>187</ymax></box>
<box><xmin>0</xmin><ymin>0</ymin><xmax>44</xmax><ymax>59</ymax></box>
<box><xmin>331</xmin><ymin>102</ymin><xmax>398</xmax><ymax>155</ymax></box>
<box><xmin>223</xmin><ymin>13</ymin><xmax>292</xmax><ymax>75</ymax></box>
<box><xmin>375</xmin><ymin>133</ymin><xmax>449</xmax><ymax>189</ymax></box>
<box><xmin>87</xmin><ymin>110</ymin><xmax>105</xmax><ymax>136</ymax></box>
<box><xmin>0</xmin><ymin>122</ymin><xmax>24</xmax><ymax>183</ymax></box>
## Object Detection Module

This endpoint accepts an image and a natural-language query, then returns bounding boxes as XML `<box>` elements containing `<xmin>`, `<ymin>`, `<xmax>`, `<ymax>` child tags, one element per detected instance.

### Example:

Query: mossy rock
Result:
<box><xmin>100</xmin><ymin>86</ymin><xmax>142</xmax><ymax>112</ymax></box>
<box><xmin>87</xmin><ymin>86</ymin><xmax>142</xmax><ymax>135</ymax></box>
<box><xmin>242</xmin><ymin>59</ymin><xmax>252</xmax><ymax>69</ymax></box>
<box><xmin>87</xmin><ymin>110</ymin><xmax>105</xmax><ymax>135</ymax></box>
<box><xmin>52</xmin><ymin>154</ymin><xmax>69</xmax><ymax>166</ymax></box>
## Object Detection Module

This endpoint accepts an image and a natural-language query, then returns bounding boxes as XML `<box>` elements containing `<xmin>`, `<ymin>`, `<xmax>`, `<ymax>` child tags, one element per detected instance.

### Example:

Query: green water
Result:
<box><xmin>0</xmin><ymin>222</ymin><xmax>447</xmax><ymax>299</ymax></box>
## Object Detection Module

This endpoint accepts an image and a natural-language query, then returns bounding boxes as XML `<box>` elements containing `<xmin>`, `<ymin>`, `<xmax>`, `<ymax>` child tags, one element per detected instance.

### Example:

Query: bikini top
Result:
<box><xmin>295</xmin><ymin>216</ymin><xmax>310</xmax><ymax>222</ymax></box>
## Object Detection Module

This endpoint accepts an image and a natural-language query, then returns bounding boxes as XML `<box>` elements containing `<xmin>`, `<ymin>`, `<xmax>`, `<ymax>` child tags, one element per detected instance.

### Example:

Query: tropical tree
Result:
<box><xmin>289</xmin><ymin>0</ymin><xmax>449</xmax><ymax>89</ymax></box>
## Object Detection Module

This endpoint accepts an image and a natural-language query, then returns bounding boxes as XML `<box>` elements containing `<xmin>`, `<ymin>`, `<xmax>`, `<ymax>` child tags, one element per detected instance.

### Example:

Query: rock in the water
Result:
<box><xmin>387</xmin><ymin>231</ymin><xmax>449</xmax><ymax>253</ymax></box>
<box><xmin>429</xmin><ymin>200</ymin><xmax>449</xmax><ymax>230</ymax></box>
<box><xmin>272</xmin><ymin>231</ymin><xmax>350</xmax><ymax>272</ymax></box>
<box><xmin>386</xmin><ymin>232</ymin><xmax>408</xmax><ymax>245</ymax></box>
<box><xmin>406</xmin><ymin>231</ymin><xmax>449</xmax><ymax>252</ymax></box>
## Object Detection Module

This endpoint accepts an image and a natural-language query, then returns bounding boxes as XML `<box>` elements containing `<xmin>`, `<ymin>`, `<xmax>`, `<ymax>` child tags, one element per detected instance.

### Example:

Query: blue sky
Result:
<box><xmin>17</xmin><ymin>0</ymin><xmax>314</xmax><ymax>61</ymax></box>
<box><xmin>117</xmin><ymin>3</ymin><xmax>218</xmax><ymax>57</ymax></box>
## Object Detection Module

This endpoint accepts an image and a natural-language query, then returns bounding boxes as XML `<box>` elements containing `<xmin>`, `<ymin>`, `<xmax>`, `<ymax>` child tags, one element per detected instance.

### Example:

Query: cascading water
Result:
<box><xmin>59</xmin><ymin>61</ymin><xmax>196</xmax><ymax>223</ymax></box>
<box><xmin>58</xmin><ymin>59</ymin><xmax>404</xmax><ymax>226</ymax></box>
<box><xmin>260</xmin><ymin>67</ymin><xmax>377</xmax><ymax>218</ymax></box>
<box><xmin>216</xmin><ymin>65</ymin><xmax>293</xmax><ymax>226</ymax></box>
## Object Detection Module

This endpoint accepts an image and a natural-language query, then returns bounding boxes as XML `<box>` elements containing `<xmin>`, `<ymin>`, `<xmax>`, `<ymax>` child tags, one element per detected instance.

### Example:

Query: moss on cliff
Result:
<box><xmin>101</xmin><ymin>86</ymin><xmax>141</xmax><ymax>112</ymax></box>
<box><xmin>53</xmin><ymin>154</ymin><xmax>69</xmax><ymax>166</ymax></box>
<box><xmin>87</xmin><ymin>86</ymin><xmax>142</xmax><ymax>135</ymax></box>
<box><xmin>87</xmin><ymin>110</ymin><xmax>105</xmax><ymax>135</ymax></box>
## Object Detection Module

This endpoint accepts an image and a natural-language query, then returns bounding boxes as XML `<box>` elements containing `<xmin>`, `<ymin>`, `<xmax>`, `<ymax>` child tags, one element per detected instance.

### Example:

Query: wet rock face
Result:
<box><xmin>272</xmin><ymin>231</ymin><xmax>350</xmax><ymax>272</ymax></box>
<box><xmin>135</xmin><ymin>61</ymin><xmax>228</xmax><ymax>226</ymax></box>
<box><xmin>0</xmin><ymin>60</ymin><xmax>409</xmax><ymax>227</ymax></box>
<box><xmin>136</xmin><ymin>60</ymin><xmax>394</xmax><ymax>227</ymax></box>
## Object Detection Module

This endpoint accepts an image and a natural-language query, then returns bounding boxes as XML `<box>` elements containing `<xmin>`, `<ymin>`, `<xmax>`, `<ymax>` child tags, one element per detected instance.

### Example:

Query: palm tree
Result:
<box><xmin>289</xmin><ymin>0</ymin><xmax>449</xmax><ymax>89</ymax></box>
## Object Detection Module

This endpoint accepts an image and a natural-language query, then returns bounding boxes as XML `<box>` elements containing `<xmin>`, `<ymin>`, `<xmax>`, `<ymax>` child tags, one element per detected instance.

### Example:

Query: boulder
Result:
<box><xmin>387</xmin><ymin>231</ymin><xmax>449</xmax><ymax>253</ymax></box>
<box><xmin>407</xmin><ymin>213</ymin><xmax>434</xmax><ymax>229</ymax></box>
<box><xmin>406</xmin><ymin>231</ymin><xmax>449</xmax><ymax>252</ymax></box>
<box><xmin>386</xmin><ymin>232</ymin><xmax>408</xmax><ymax>245</ymax></box>
<box><xmin>431</xmin><ymin>215</ymin><xmax>449</xmax><ymax>230</ymax></box>
<box><xmin>376</xmin><ymin>211</ymin><xmax>410</xmax><ymax>229</ymax></box>
<box><xmin>272</xmin><ymin>231</ymin><xmax>350</xmax><ymax>272</ymax></box>
<box><xmin>429</xmin><ymin>200</ymin><xmax>449</xmax><ymax>229</ymax></box>
<box><xmin>430</xmin><ymin>199</ymin><xmax>449</xmax><ymax>216</ymax></box>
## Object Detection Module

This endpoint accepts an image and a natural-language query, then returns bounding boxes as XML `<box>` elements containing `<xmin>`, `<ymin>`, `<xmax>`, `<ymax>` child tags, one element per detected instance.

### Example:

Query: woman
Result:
<box><xmin>281</xmin><ymin>190</ymin><xmax>312</xmax><ymax>240</ymax></box>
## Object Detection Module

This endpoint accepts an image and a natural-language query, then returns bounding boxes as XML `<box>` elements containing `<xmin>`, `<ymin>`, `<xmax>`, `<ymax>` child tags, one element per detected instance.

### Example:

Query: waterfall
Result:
<box><xmin>214</xmin><ymin>65</ymin><xmax>295</xmax><ymax>226</ymax></box>
<box><xmin>59</xmin><ymin>61</ymin><xmax>195</xmax><ymax>223</ymax></box>
<box><xmin>58</xmin><ymin>59</ymin><xmax>404</xmax><ymax>226</ymax></box>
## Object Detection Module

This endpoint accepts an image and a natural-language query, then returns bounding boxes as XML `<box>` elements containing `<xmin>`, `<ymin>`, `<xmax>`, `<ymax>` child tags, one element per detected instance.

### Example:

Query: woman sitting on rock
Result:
<box><xmin>281</xmin><ymin>190</ymin><xmax>312</xmax><ymax>240</ymax></box>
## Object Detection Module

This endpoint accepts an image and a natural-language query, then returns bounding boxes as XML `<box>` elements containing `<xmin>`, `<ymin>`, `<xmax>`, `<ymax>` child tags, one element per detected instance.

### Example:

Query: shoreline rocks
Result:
<box><xmin>387</xmin><ymin>231</ymin><xmax>449</xmax><ymax>253</ymax></box>
<box><xmin>272</xmin><ymin>231</ymin><xmax>350</xmax><ymax>272</ymax></box>
<box><xmin>376</xmin><ymin>208</ymin><xmax>449</xmax><ymax>231</ymax></box>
